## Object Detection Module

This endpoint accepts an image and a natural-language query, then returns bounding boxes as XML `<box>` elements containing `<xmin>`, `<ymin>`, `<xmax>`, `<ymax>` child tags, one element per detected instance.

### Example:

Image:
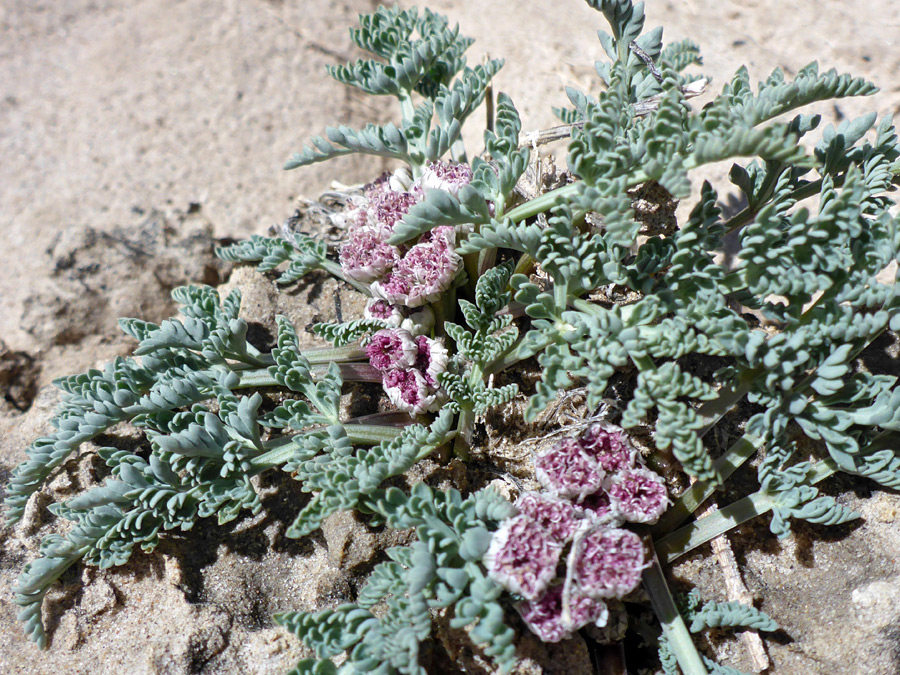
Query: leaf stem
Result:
<box><xmin>251</xmin><ymin>424</ymin><xmax>405</xmax><ymax>469</ymax></box>
<box><xmin>504</xmin><ymin>184</ymin><xmax>579</xmax><ymax>222</ymax></box>
<box><xmin>654</xmin><ymin>459</ymin><xmax>838</xmax><ymax>564</ymax></box>
<box><xmin>319</xmin><ymin>258</ymin><xmax>373</xmax><ymax>296</ymax></box>
<box><xmin>652</xmin><ymin>432</ymin><xmax>765</xmax><ymax>536</ymax></box>
<box><xmin>303</xmin><ymin>344</ymin><xmax>369</xmax><ymax>364</ymax></box>
<box><xmin>485</xmin><ymin>330</ymin><xmax>551</xmax><ymax>375</ymax></box>
<box><xmin>235</xmin><ymin>362</ymin><xmax>379</xmax><ymax>389</ymax></box>
<box><xmin>642</xmin><ymin>540</ymin><xmax>709</xmax><ymax>675</ymax></box>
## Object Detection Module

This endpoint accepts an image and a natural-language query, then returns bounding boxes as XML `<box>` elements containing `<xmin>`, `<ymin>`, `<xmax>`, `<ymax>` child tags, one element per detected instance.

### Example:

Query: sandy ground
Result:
<box><xmin>1</xmin><ymin>0</ymin><xmax>899</xmax><ymax>673</ymax></box>
<box><xmin>2</xmin><ymin>0</ymin><xmax>898</xmax><ymax>366</ymax></box>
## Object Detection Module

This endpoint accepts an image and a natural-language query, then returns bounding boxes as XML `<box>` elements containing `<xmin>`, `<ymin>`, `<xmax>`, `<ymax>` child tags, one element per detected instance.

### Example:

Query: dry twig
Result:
<box><xmin>519</xmin><ymin>78</ymin><xmax>708</xmax><ymax>149</ymax></box>
<box><xmin>696</xmin><ymin>497</ymin><xmax>771</xmax><ymax>672</ymax></box>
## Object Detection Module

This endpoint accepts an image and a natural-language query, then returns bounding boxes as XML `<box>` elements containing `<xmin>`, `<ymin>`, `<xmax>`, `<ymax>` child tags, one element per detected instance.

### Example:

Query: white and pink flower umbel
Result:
<box><xmin>534</xmin><ymin>437</ymin><xmax>605</xmax><ymax>501</ymax></box>
<box><xmin>514</xmin><ymin>493</ymin><xmax>581</xmax><ymax>545</ymax></box>
<box><xmin>339</xmin><ymin>229</ymin><xmax>401</xmax><ymax>283</ymax></box>
<box><xmin>365</xmin><ymin>328</ymin><xmax>447</xmax><ymax>415</ymax></box>
<box><xmin>338</xmin><ymin>164</ymin><xmax>469</xmax><ymax>309</ymax></box>
<box><xmin>606</xmin><ymin>467</ymin><xmax>669</xmax><ymax>524</ymax></box>
<box><xmin>365</xmin><ymin>328</ymin><xmax>417</xmax><ymax>372</ymax></box>
<box><xmin>571</xmin><ymin>526</ymin><xmax>646</xmax><ymax>599</ymax></box>
<box><xmin>580</xmin><ymin>422</ymin><xmax>637</xmax><ymax>473</ymax></box>
<box><xmin>340</xmin><ymin>163</ymin><xmax>474</xmax><ymax>415</ymax></box>
<box><xmin>371</xmin><ymin>226</ymin><xmax>462</xmax><ymax>308</ymax></box>
<box><xmin>483</xmin><ymin>516</ymin><xmax>561</xmax><ymax>601</ymax></box>
<box><xmin>418</xmin><ymin>161</ymin><xmax>474</xmax><ymax>195</ymax></box>
<box><xmin>364</xmin><ymin>299</ymin><xmax>436</xmax><ymax>337</ymax></box>
<box><xmin>382</xmin><ymin>368</ymin><xmax>437</xmax><ymax>415</ymax></box>
<box><xmin>485</xmin><ymin>423</ymin><xmax>668</xmax><ymax>643</ymax></box>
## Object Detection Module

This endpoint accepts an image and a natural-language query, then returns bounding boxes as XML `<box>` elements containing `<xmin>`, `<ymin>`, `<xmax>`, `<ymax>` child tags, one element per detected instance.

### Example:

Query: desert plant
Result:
<box><xmin>7</xmin><ymin>1</ymin><xmax>900</xmax><ymax>673</ymax></box>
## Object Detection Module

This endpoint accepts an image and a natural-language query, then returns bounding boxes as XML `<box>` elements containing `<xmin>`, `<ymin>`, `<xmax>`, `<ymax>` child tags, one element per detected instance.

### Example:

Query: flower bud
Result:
<box><xmin>364</xmin><ymin>298</ymin><xmax>404</xmax><ymax>327</ymax></box>
<box><xmin>399</xmin><ymin>306</ymin><xmax>435</xmax><ymax>336</ymax></box>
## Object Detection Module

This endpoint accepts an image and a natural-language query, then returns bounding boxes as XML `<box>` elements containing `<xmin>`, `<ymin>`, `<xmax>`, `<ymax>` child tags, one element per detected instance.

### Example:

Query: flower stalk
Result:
<box><xmin>642</xmin><ymin>540</ymin><xmax>709</xmax><ymax>675</ymax></box>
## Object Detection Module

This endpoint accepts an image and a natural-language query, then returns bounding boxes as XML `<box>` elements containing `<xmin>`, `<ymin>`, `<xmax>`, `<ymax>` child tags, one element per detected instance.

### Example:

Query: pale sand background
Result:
<box><xmin>1</xmin><ymin>1</ymin><xmax>899</xmax><ymax>673</ymax></box>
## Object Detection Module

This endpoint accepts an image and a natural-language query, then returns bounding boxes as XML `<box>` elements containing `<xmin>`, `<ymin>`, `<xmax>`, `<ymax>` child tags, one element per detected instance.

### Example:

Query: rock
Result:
<box><xmin>320</xmin><ymin>510</ymin><xmax>378</xmax><ymax>570</ymax></box>
<box><xmin>216</xmin><ymin>264</ymin><xmax>368</xmax><ymax>353</ymax></box>
<box><xmin>0</xmin><ymin>340</ymin><xmax>39</xmax><ymax>412</ymax></box>
<box><xmin>0</xmin><ymin>249</ymin><xmax>355</xmax><ymax>675</ymax></box>
<box><xmin>432</xmin><ymin>607</ymin><xmax>593</xmax><ymax>675</ymax></box>
<box><xmin>79</xmin><ymin>575</ymin><xmax>119</xmax><ymax>618</ymax></box>
<box><xmin>20</xmin><ymin>208</ymin><xmax>227</xmax><ymax>350</ymax></box>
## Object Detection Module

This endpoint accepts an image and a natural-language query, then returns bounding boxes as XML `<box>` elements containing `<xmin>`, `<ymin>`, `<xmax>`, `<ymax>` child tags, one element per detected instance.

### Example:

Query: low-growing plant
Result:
<box><xmin>7</xmin><ymin>1</ymin><xmax>900</xmax><ymax>673</ymax></box>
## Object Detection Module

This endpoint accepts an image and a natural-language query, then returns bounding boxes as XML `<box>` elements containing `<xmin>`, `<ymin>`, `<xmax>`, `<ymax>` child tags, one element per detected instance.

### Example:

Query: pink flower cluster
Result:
<box><xmin>338</xmin><ymin>162</ymin><xmax>471</xmax><ymax>308</ymax></box>
<box><xmin>535</xmin><ymin>422</ymin><xmax>668</xmax><ymax>525</ymax></box>
<box><xmin>484</xmin><ymin>423</ymin><xmax>670</xmax><ymax>642</ymax></box>
<box><xmin>365</xmin><ymin>327</ymin><xmax>448</xmax><ymax>415</ymax></box>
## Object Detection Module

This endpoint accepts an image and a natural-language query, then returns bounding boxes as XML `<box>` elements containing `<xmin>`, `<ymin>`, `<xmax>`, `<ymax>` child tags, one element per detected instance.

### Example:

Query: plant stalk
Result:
<box><xmin>642</xmin><ymin>540</ymin><xmax>709</xmax><ymax>675</ymax></box>
<box><xmin>319</xmin><ymin>258</ymin><xmax>373</xmax><ymax>296</ymax></box>
<box><xmin>655</xmin><ymin>459</ymin><xmax>838</xmax><ymax>564</ymax></box>
<box><xmin>236</xmin><ymin>362</ymin><xmax>379</xmax><ymax>389</ymax></box>
<box><xmin>251</xmin><ymin>424</ymin><xmax>405</xmax><ymax>470</ymax></box>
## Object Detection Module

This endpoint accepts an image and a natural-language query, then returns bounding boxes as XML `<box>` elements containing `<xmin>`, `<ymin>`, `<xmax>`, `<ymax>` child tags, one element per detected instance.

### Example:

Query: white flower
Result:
<box><xmin>399</xmin><ymin>306</ymin><xmax>435</xmax><ymax>336</ymax></box>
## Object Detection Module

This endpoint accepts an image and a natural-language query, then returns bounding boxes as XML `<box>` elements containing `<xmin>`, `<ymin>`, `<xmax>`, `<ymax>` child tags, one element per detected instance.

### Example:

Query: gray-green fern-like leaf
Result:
<box><xmin>689</xmin><ymin>600</ymin><xmax>779</xmax><ymax>633</ymax></box>
<box><xmin>216</xmin><ymin>233</ymin><xmax>331</xmax><ymax>284</ymax></box>
<box><xmin>285</xmin><ymin>123</ymin><xmax>413</xmax><ymax>169</ymax></box>
<box><xmin>389</xmin><ymin>184</ymin><xmax>492</xmax><ymax>244</ymax></box>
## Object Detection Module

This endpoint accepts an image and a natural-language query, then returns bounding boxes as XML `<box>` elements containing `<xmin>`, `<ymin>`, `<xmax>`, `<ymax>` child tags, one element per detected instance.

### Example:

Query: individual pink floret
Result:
<box><xmin>338</xmin><ymin>228</ymin><xmax>401</xmax><ymax>283</ymax></box>
<box><xmin>365</xmin><ymin>328</ymin><xmax>417</xmax><ymax>372</ymax></box>
<box><xmin>606</xmin><ymin>467</ymin><xmax>670</xmax><ymax>525</ymax></box>
<box><xmin>416</xmin><ymin>161</ymin><xmax>473</xmax><ymax>196</ymax></box>
<box><xmin>534</xmin><ymin>438</ymin><xmax>605</xmax><ymax>501</ymax></box>
<box><xmin>484</xmin><ymin>516</ymin><xmax>561</xmax><ymax>601</ymax></box>
<box><xmin>515</xmin><ymin>493</ymin><xmax>581</xmax><ymax>545</ymax></box>
<box><xmin>579</xmin><ymin>422</ymin><xmax>636</xmax><ymax>473</ymax></box>
<box><xmin>364</xmin><ymin>298</ymin><xmax>404</xmax><ymax>326</ymax></box>
<box><xmin>572</xmin><ymin>527</ymin><xmax>646</xmax><ymax>599</ymax></box>
<box><xmin>382</xmin><ymin>368</ymin><xmax>438</xmax><ymax>415</ymax></box>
